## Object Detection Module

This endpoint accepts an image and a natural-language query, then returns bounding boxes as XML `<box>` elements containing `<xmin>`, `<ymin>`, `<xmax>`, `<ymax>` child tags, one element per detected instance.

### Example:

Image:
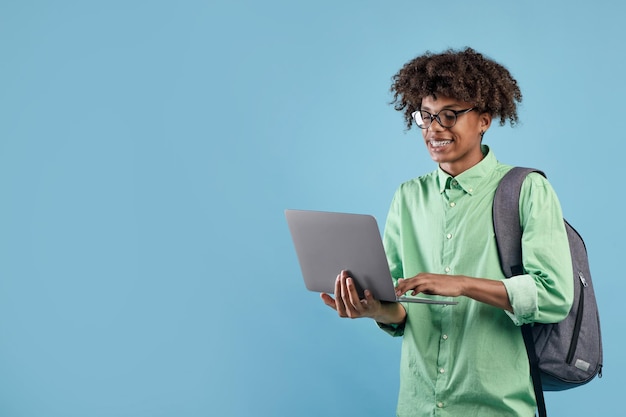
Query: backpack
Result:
<box><xmin>493</xmin><ymin>167</ymin><xmax>603</xmax><ymax>417</ymax></box>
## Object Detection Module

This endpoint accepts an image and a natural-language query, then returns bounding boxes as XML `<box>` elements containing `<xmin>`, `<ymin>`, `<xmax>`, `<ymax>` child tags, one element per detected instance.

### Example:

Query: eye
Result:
<box><xmin>420</xmin><ymin>111</ymin><xmax>433</xmax><ymax>121</ymax></box>
<box><xmin>440</xmin><ymin>110</ymin><xmax>456</xmax><ymax>123</ymax></box>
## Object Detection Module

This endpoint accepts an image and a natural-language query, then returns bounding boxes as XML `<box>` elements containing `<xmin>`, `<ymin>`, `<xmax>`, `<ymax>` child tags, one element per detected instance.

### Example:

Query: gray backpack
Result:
<box><xmin>493</xmin><ymin>167</ymin><xmax>603</xmax><ymax>417</ymax></box>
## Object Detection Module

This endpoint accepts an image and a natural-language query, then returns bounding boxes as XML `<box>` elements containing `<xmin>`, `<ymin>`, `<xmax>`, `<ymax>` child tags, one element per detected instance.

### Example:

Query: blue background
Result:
<box><xmin>0</xmin><ymin>1</ymin><xmax>622</xmax><ymax>416</ymax></box>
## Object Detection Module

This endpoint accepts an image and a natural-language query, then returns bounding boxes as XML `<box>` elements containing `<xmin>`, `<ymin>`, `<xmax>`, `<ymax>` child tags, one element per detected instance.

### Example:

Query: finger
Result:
<box><xmin>408</xmin><ymin>281</ymin><xmax>423</xmax><ymax>296</ymax></box>
<box><xmin>361</xmin><ymin>289</ymin><xmax>378</xmax><ymax>311</ymax></box>
<box><xmin>345</xmin><ymin>277</ymin><xmax>364</xmax><ymax>316</ymax></box>
<box><xmin>320</xmin><ymin>293</ymin><xmax>337</xmax><ymax>311</ymax></box>
<box><xmin>396</xmin><ymin>277</ymin><xmax>420</xmax><ymax>296</ymax></box>
<box><xmin>395</xmin><ymin>278</ymin><xmax>410</xmax><ymax>295</ymax></box>
<box><xmin>339</xmin><ymin>276</ymin><xmax>357</xmax><ymax>317</ymax></box>
<box><xmin>334</xmin><ymin>275</ymin><xmax>348</xmax><ymax>317</ymax></box>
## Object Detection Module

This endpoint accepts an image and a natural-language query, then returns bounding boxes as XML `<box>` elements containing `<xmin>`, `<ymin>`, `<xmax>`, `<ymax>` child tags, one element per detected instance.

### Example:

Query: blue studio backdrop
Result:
<box><xmin>0</xmin><ymin>1</ymin><xmax>622</xmax><ymax>416</ymax></box>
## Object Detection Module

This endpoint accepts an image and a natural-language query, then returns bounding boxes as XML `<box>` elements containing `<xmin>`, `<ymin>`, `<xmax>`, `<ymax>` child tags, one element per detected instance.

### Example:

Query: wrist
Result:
<box><xmin>373</xmin><ymin>301</ymin><xmax>406</xmax><ymax>325</ymax></box>
<box><xmin>458</xmin><ymin>275</ymin><xmax>470</xmax><ymax>298</ymax></box>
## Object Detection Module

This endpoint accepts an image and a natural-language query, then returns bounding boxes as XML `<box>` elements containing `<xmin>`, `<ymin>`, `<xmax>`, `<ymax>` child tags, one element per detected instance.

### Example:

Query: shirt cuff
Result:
<box><xmin>376</xmin><ymin>321</ymin><xmax>405</xmax><ymax>337</ymax></box>
<box><xmin>502</xmin><ymin>274</ymin><xmax>538</xmax><ymax>326</ymax></box>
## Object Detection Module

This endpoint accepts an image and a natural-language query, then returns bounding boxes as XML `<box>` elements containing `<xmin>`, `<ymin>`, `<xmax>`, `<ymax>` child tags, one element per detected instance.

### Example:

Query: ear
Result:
<box><xmin>479</xmin><ymin>112</ymin><xmax>492</xmax><ymax>132</ymax></box>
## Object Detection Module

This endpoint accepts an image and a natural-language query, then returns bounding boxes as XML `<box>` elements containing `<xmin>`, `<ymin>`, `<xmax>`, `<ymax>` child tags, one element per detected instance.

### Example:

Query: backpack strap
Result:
<box><xmin>493</xmin><ymin>167</ymin><xmax>545</xmax><ymax>276</ymax></box>
<box><xmin>493</xmin><ymin>166</ymin><xmax>547</xmax><ymax>417</ymax></box>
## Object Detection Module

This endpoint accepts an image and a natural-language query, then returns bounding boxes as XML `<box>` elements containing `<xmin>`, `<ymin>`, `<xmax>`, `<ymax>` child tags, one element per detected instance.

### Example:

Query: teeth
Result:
<box><xmin>431</xmin><ymin>140</ymin><xmax>452</xmax><ymax>147</ymax></box>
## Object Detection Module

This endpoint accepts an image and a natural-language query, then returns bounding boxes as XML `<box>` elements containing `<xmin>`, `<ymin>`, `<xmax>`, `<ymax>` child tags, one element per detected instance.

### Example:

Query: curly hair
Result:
<box><xmin>390</xmin><ymin>47</ymin><xmax>522</xmax><ymax>130</ymax></box>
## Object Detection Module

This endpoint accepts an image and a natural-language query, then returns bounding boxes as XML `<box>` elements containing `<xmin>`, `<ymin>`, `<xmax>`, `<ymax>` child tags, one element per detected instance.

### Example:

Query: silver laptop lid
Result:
<box><xmin>285</xmin><ymin>209</ymin><xmax>397</xmax><ymax>301</ymax></box>
<box><xmin>285</xmin><ymin>209</ymin><xmax>458</xmax><ymax>305</ymax></box>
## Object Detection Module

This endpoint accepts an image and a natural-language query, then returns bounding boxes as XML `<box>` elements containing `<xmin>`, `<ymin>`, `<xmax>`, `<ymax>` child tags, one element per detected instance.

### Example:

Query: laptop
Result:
<box><xmin>285</xmin><ymin>209</ymin><xmax>458</xmax><ymax>305</ymax></box>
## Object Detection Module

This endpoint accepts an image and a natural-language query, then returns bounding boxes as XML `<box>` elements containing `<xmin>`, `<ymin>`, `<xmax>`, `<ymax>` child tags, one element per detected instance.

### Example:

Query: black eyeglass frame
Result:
<box><xmin>411</xmin><ymin>107</ymin><xmax>476</xmax><ymax>129</ymax></box>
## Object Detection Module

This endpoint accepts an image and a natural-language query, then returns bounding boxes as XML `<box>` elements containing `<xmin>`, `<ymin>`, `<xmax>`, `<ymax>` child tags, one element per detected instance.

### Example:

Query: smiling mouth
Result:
<box><xmin>430</xmin><ymin>140</ymin><xmax>453</xmax><ymax>148</ymax></box>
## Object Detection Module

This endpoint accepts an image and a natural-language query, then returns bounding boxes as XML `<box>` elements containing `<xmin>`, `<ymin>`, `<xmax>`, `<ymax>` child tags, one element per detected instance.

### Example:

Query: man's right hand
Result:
<box><xmin>320</xmin><ymin>270</ymin><xmax>381</xmax><ymax>319</ymax></box>
<box><xmin>321</xmin><ymin>270</ymin><xmax>406</xmax><ymax>325</ymax></box>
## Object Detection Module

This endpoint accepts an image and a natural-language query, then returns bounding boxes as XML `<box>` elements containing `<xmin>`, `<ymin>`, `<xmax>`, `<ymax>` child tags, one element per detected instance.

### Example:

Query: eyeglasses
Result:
<box><xmin>411</xmin><ymin>107</ymin><xmax>476</xmax><ymax>129</ymax></box>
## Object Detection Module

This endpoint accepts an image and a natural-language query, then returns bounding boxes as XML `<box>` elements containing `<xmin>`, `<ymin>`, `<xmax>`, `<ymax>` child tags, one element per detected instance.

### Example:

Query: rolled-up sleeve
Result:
<box><xmin>503</xmin><ymin>274</ymin><xmax>538</xmax><ymax>325</ymax></box>
<box><xmin>377</xmin><ymin>319</ymin><xmax>406</xmax><ymax>337</ymax></box>
<box><xmin>503</xmin><ymin>173</ymin><xmax>574</xmax><ymax>325</ymax></box>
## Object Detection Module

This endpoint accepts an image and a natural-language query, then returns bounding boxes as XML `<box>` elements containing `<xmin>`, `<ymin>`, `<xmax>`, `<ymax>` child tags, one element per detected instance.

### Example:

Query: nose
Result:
<box><xmin>428</xmin><ymin>117</ymin><xmax>447</xmax><ymax>131</ymax></box>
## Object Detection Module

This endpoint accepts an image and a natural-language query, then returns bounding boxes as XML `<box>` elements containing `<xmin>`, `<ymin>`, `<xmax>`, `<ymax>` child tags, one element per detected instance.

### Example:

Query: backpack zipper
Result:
<box><xmin>566</xmin><ymin>271</ymin><xmax>586</xmax><ymax>364</ymax></box>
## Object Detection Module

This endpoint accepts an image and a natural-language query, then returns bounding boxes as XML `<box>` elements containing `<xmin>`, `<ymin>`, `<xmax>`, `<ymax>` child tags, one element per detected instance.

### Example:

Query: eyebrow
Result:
<box><xmin>420</xmin><ymin>104</ymin><xmax>465</xmax><ymax>112</ymax></box>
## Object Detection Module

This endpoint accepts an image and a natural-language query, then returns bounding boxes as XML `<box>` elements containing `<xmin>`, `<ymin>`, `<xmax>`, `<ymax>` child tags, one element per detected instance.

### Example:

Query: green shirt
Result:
<box><xmin>380</xmin><ymin>146</ymin><xmax>573</xmax><ymax>417</ymax></box>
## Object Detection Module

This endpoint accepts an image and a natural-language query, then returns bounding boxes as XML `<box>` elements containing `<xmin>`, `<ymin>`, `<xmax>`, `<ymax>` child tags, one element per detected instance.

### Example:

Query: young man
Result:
<box><xmin>321</xmin><ymin>48</ymin><xmax>574</xmax><ymax>416</ymax></box>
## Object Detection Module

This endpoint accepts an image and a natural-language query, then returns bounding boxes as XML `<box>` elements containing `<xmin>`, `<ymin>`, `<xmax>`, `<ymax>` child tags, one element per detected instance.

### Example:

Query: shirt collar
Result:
<box><xmin>437</xmin><ymin>145</ymin><xmax>497</xmax><ymax>195</ymax></box>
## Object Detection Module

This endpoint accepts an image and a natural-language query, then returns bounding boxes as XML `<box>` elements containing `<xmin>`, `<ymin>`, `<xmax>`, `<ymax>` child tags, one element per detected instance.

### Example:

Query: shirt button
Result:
<box><xmin>444</xmin><ymin>266</ymin><xmax>451</xmax><ymax>273</ymax></box>
<box><xmin>446</xmin><ymin>233</ymin><xmax>452</xmax><ymax>239</ymax></box>
<box><xmin>449</xmin><ymin>202</ymin><xmax>456</xmax><ymax>207</ymax></box>
<box><xmin>451</xmin><ymin>180</ymin><xmax>458</xmax><ymax>187</ymax></box>
<box><xmin>437</xmin><ymin>402</ymin><xmax>444</xmax><ymax>408</ymax></box>
<box><xmin>439</xmin><ymin>368</ymin><xmax>445</xmax><ymax>374</ymax></box>
<box><xmin>442</xmin><ymin>334</ymin><xmax>448</xmax><ymax>340</ymax></box>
